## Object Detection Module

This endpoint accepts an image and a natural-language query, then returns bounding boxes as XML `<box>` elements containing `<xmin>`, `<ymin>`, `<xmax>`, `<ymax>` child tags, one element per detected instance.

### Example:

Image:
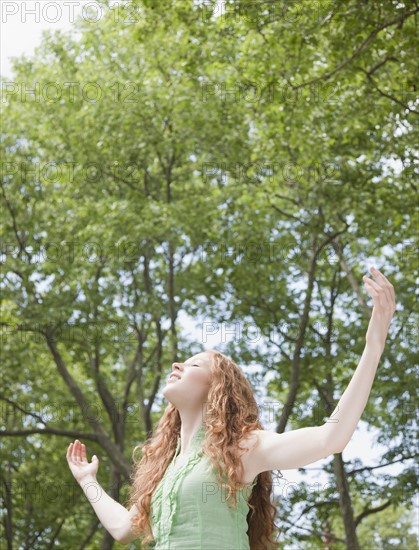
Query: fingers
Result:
<box><xmin>69</xmin><ymin>441</ymin><xmax>78</xmax><ymax>463</ymax></box>
<box><xmin>364</xmin><ymin>276</ymin><xmax>388</xmax><ymax>306</ymax></box>
<box><xmin>74</xmin><ymin>440</ymin><xmax>80</xmax><ymax>462</ymax></box>
<box><xmin>67</xmin><ymin>440</ymin><xmax>84</xmax><ymax>463</ymax></box>
<box><xmin>363</xmin><ymin>266</ymin><xmax>395</xmax><ymax>309</ymax></box>
<box><xmin>363</xmin><ymin>274</ymin><xmax>380</xmax><ymax>296</ymax></box>
<box><xmin>369</xmin><ymin>266</ymin><xmax>394</xmax><ymax>291</ymax></box>
<box><xmin>374</xmin><ymin>267</ymin><xmax>396</xmax><ymax>306</ymax></box>
<box><xmin>370</xmin><ymin>267</ymin><xmax>395</xmax><ymax>306</ymax></box>
<box><xmin>66</xmin><ymin>442</ymin><xmax>72</xmax><ymax>461</ymax></box>
<box><xmin>67</xmin><ymin>442</ymin><xmax>75</xmax><ymax>463</ymax></box>
<box><xmin>81</xmin><ymin>442</ymin><xmax>87</xmax><ymax>463</ymax></box>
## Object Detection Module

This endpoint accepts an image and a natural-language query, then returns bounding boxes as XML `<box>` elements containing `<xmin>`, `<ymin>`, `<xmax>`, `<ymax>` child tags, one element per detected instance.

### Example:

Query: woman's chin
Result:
<box><xmin>162</xmin><ymin>381</ymin><xmax>180</xmax><ymax>395</ymax></box>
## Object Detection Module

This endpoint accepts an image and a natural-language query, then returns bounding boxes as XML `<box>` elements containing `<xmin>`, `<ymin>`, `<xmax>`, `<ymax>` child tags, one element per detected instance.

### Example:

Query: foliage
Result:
<box><xmin>1</xmin><ymin>0</ymin><xmax>417</xmax><ymax>547</ymax></box>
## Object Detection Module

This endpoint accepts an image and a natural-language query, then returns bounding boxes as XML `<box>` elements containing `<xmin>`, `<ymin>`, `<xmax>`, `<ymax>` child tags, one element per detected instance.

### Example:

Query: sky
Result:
<box><xmin>1</xmin><ymin>1</ymin><xmax>84</xmax><ymax>79</ymax></box>
<box><xmin>1</xmin><ymin>0</ymin><xmax>416</xmax><ymax>543</ymax></box>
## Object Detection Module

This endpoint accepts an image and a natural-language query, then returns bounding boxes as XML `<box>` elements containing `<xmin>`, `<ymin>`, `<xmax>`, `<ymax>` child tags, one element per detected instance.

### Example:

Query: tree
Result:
<box><xmin>1</xmin><ymin>0</ymin><xmax>417</xmax><ymax>547</ymax></box>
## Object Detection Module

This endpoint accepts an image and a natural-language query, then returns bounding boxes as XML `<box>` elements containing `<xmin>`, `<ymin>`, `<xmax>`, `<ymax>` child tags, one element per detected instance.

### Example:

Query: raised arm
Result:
<box><xmin>67</xmin><ymin>440</ymin><xmax>139</xmax><ymax>545</ymax></box>
<box><xmin>246</xmin><ymin>266</ymin><xmax>396</xmax><ymax>474</ymax></box>
<box><xmin>321</xmin><ymin>266</ymin><xmax>396</xmax><ymax>451</ymax></box>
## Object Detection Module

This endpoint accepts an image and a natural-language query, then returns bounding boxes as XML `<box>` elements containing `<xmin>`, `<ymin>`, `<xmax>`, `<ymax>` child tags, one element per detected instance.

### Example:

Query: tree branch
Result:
<box><xmin>288</xmin><ymin>8</ymin><xmax>419</xmax><ymax>90</ymax></box>
<box><xmin>0</xmin><ymin>428</ymin><xmax>98</xmax><ymax>440</ymax></box>
<box><xmin>44</xmin><ymin>331</ymin><xmax>132</xmax><ymax>479</ymax></box>
<box><xmin>354</xmin><ymin>498</ymin><xmax>393</xmax><ymax>527</ymax></box>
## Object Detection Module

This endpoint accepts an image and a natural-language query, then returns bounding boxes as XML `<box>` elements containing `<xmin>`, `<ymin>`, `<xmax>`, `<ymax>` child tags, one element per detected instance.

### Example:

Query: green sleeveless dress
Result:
<box><xmin>150</xmin><ymin>423</ymin><xmax>257</xmax><ymax>549</ymax></box>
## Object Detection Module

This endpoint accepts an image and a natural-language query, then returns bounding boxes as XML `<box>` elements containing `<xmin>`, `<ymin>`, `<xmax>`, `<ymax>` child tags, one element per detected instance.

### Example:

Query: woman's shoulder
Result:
<box><xmin>239</xmin><ymin>428</ymin><xmax>263</xmax><ymax>445</ymax></box>
<box><xmin>236</xmin><ymin>428</ymin><xmax>264</xmax><ymax>459</ymax></box>
<box><xmin>237</xmin><ymin>429</ymin><xmax>264</xmax><ymax>484</ymax></box>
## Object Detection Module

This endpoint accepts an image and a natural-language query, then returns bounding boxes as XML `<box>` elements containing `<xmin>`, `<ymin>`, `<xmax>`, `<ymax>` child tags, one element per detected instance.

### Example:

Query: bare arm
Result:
<box><xmin>247</xmin><ymin>267</ymin><xmax>396</xmax><ymax>474</ymax></box>
<box><xmin>67</xmin><ymin>440</ymin><xmax>139</xmax><ymax>544</ymax></box>
<box><xmin>321</xmin><ymin>342</ymin><xmax>383</xmax><ymax>452</ymax></box>
<box><xmin>322</xmin><ymin>266</ymin><xmax>396</xmax><ymax>451</ymax></box>
<box><xmin>78</xmin><ymin>474</ymin><xmax>139</xmax><ymax>544</ymax></box>
<box><xmin>246</xmin><ymin>425</ymin><xmax>332</xmax><ymax>473</ymax></box>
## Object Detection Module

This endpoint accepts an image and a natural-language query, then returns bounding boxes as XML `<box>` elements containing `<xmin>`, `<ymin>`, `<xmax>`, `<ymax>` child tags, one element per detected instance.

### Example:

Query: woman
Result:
<box><xmin>66</xmin><ymin>266</ymin><xmax>396</xmax><ymax>549</ymax></box>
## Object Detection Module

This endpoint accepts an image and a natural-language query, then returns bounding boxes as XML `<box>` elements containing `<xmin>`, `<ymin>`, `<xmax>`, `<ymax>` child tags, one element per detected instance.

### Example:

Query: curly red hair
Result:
<box><xmin>126</xmin><ymin>349</ymin><xmax>279</xmax><ymax>549</ymax></box>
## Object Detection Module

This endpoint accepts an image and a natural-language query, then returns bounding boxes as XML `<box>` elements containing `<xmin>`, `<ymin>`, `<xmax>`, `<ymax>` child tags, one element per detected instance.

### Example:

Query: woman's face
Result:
<box><xmin>162</xmin><ymin>351</ymin><xmax>213</xmax><ymax>407</ymax></box>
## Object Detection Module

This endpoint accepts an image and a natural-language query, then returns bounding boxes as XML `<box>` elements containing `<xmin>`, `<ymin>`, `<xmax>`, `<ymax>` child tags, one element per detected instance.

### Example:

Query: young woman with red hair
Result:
<box><xmin>67</xmin><ymin>266</ymin><xmax>396</xmax><ymax>549</ymax></box>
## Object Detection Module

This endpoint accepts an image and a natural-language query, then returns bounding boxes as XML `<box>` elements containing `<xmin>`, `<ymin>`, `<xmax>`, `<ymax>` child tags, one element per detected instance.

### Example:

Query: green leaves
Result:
<box><xmin>1</xmin><ymin>0</ymin><xmax>417</xmax><ymax>547</ymax></box>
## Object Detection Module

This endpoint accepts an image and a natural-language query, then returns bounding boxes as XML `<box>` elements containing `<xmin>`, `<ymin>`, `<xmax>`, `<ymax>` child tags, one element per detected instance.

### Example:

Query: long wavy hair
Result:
<box><xmin>126</xmin><ymin>349</ymin><xmax>280</xmax><ymax>549</ymax></box>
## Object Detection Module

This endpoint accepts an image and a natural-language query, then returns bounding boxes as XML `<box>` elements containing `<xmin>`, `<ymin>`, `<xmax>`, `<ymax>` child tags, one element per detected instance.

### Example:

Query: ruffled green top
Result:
<box><xmin>150</xmin><ymin>423</ymin><xmax>257</xmax><ymax>549</ymax></box>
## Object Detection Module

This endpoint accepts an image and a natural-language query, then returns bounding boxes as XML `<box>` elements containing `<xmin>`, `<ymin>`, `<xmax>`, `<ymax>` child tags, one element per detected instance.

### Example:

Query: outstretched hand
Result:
<box><xmin>363</xmin><ymin>266</ymin><xmax>396</xmax><ymax>349</ymax></box>
<box><xmin>66</xmin><ymin>439</ymin><xmax>99</xmax><ymax>484</ymax></box>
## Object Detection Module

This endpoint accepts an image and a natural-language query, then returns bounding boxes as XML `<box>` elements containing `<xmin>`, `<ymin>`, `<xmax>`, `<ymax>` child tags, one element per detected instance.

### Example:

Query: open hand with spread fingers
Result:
<box><xmin>362</xmin><ymin>266</ymin><xmax>396</xmax><ymax>350</ymax></box>
<box><xmin>66</xmin><ymin>439</ymin><xmax>99</xmax><ymax>484</ymax></box>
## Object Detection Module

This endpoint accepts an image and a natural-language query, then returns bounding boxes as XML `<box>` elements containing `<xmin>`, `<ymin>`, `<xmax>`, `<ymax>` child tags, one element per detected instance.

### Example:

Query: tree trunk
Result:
<box><xmin>333</xmin><ymin>452</ymin><xmax>360</xmax><ymax>549</ymax></box>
